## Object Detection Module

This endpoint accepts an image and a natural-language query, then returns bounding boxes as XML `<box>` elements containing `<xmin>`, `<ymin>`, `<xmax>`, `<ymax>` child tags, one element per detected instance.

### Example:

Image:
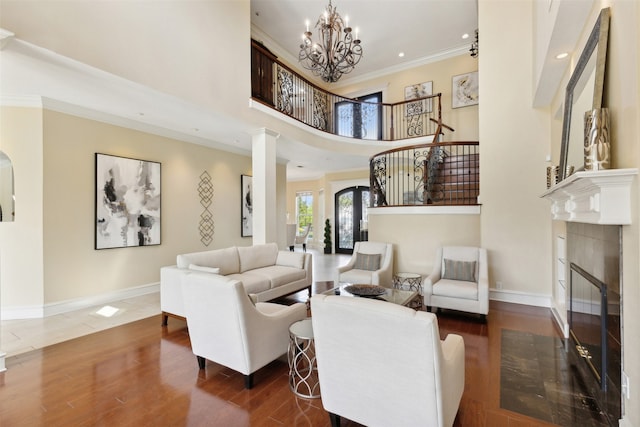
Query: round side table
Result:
<box><xmin>287</xmin><ymin>318</ymin><xmax>320</xmax><ymax>398</ymax></box>
<box><xmin>393</xmin><ymin>272</ymin><xmax>423</xmax><ymax>309</ymax></box>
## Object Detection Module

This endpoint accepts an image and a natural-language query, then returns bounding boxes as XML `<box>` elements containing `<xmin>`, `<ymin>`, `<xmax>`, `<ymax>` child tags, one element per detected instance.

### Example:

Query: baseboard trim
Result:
<box><xmin>0</xmin><ymin>305</ymin><xmax>44</xmax><ymax>320</ymax></box>
<box><xmin>489</xmin><ymin>288</ymin><xmax>551</xmax><ymax>308</ymax></box>
<box><xmin>1</xmin><ymin>283</ymin><xmax>159</xmax><ymax>320</ymax></box>
<box><xmin>619</xmin><ymin>416</ymin><xmax>633</xmax><ymax>427</ymax></box>
<box><xmin>551</xmin><ymin>306</ymin><xmax>570</xmax><ymax>338</ymax></box>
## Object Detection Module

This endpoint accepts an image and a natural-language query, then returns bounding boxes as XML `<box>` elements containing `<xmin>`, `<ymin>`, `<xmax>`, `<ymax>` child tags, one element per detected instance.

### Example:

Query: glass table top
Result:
<box><xmin>322</xmin><ymin>283</ymin><xmax>419</xmax><ymax>307</ymax></box>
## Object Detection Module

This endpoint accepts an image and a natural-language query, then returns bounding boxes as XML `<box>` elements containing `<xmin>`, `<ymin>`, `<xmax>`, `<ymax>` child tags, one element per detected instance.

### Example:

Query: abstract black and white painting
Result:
<box><xmin>241</xmin><ymin>174</ymin><xmax>252</xmax><ymax>237</ymax></box>
<box><xmin>452</xmin><ymin>71</ymin><xmax>479</xmax><ymax>108</ymax></box>
<box><xmin>95</xmin><ymin>153</ymin><xmax>161</xmax><ymax>249</ymax></box>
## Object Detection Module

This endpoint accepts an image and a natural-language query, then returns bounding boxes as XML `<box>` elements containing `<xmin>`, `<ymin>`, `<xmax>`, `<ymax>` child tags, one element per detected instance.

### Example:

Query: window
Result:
<box><xmin>296</xmin><ymin>191</ymin><xmax>313</xmax><ymax>239</ymax></box>
<box><xmin>335</xmin><ymin>92</ymin><xmax>382</xmax><ymax>140</ymax></box>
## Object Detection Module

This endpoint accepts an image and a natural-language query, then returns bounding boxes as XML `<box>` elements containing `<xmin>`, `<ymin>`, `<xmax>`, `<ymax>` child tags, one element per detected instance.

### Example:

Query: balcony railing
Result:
<box><xmin>251</xmin><ymin>40</ymin><xmax>441</xmax><ymax>141</ymax></box>
<box><xmin>370</xmin><ymin>142</ymin><xmax>480</xmax><ymax>207</ymax></box>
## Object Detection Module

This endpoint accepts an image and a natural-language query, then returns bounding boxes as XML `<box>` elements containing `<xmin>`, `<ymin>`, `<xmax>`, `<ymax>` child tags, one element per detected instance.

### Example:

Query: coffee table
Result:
<box><xmin>323</xmin><ymin>283</ymin><xmax>420</xmax><ymax>307</ymax></box>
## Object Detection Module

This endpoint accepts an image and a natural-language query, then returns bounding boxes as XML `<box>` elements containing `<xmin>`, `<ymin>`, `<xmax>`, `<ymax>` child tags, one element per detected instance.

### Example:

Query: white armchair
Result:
<box><xmin>335</xmin><ymin>241</ymin><xmax>393</xmax><ymax>286</ymax></box>
<box><xmin>293</xmin><ymin>224</ymin><xmax>311</xmax><ymax>252</ymax></box>
<box><xmin>423</xmin><ymin>246</ymin><xmax>489</xmax><ymax>318</ymax></box>
<box><xmin>311</xmin><ymin>294</ymin><xmax>465</xmax><ymax>427</ymax></box>
<box><xmin>182</xmin><ymin>272</ymin><xmax>307</xmax><ymax>389</ymax></box>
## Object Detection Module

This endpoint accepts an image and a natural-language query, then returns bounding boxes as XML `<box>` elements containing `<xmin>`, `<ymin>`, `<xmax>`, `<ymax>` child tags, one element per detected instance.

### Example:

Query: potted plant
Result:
<box><xmin>323</xmin><ymin>219</ymin><xmax>332</xmax><ymax>254</ymax></box>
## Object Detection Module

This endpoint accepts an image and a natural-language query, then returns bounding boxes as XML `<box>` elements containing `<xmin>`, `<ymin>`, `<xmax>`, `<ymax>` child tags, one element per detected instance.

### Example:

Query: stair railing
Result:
<box><xmin>251</xmin><ymin>40</ymin><xmax>442</xmax><ymax>141</ymax></box>
<box><xmin>370</xmin><ymin>141</ymin><xmax>480</xmax><ymax>207</ymax></box>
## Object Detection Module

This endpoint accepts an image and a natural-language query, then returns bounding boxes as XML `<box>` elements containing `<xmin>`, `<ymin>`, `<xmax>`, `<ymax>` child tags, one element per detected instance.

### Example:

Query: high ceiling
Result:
<box><xmin>251</xmin><ymin>0</ymin><xmax>478</xmax><ymax>85</ymax></box>
<box><xmin>1</xmin><ymin>1</ymin><xmax>478</xmax><ymax>181</ymax></box>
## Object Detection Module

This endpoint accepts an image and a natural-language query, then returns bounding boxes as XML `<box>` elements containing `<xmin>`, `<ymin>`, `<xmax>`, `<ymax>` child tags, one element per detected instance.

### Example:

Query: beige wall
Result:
<box><xmin>0</xmin><ymin>1</ymin><xmax>252</xmax><ymax>116</ymax></box>
<box><xmin>479</xmin><ymin>0</ymin><xmax>552</xmax><ymax>297</ymax></box>
<box><xmin>604</xmin><ymin>1</ymin><xmax>640</xmax><ymax>424</ymax></box>
<box><xmin>0</xmin><ymin>107</ymin><xmax>44</xmax><ymax>312</ymax></box>
<box><xmin>0</xmin><ymin>107</ymin><xmax>291</xmax><ymax>310</ymax></box>
<box><xmin>368</xmin><ymin>213</ymin><xmax>481</xmax><ymax>275</ymax></box>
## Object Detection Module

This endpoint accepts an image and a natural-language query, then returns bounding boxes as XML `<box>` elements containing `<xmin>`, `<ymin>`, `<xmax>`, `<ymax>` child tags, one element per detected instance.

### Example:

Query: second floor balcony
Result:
<box><xmin>251</xmin><ymin>40</ymin><xmax>444</xmax><ymax>142</ymax></box>
<box><xmin>251</xmin><ymin>40</ymin><xmax>480</xmax><ymax>208</ymax></box>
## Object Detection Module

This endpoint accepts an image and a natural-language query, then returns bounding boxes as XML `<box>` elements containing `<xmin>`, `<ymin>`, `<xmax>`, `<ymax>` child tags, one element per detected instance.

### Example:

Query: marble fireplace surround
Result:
<box><xmin>542</xmin><ymin>169</ymin><xmax>636</xmax><ymax>425</ymax></box>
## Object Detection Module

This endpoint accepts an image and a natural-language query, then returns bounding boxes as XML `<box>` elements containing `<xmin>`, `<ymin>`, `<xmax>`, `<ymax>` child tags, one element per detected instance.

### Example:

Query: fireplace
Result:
<box><xmin>567</xmin><ymin>222</ymin><xmax>621</xmax><ymax>424</ymax></box>
<box><xmin>569</xmin><ymin>263</ymin><xmax>608</xmax><ymax>390</ymax></box>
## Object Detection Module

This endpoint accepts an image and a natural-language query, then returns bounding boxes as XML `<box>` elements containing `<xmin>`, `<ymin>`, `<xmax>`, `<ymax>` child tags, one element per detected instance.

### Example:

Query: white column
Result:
<box><xmin>251</xmin><ymin>128</ymin><xmax>279</xmax><ymax>245</ymax></box>
<box><xmin>0</xmin><ymin>248</ymin><xmax>5</xmax><ymax>372</ymax></box>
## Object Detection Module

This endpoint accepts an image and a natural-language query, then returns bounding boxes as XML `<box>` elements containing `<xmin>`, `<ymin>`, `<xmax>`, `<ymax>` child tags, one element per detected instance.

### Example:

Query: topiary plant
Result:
<box><xmin>323</xmin><ymin>219</ymin><xmax>332</xmax><ymax>254</ymax></box>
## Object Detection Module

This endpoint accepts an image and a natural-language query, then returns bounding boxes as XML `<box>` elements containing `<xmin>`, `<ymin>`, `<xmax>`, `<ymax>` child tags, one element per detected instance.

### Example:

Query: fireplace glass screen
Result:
<box><xmin>569</xmin><ymin>263</ymin><xmax>607</xmax><ymax>390</ymax></box>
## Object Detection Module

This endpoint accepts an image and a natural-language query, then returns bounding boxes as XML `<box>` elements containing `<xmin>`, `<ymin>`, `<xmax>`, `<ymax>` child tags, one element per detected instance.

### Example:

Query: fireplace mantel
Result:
<box><xmin>541</xmin><ymin>168</ymin><xmax>638</xmax><ymax>225</ymax></box>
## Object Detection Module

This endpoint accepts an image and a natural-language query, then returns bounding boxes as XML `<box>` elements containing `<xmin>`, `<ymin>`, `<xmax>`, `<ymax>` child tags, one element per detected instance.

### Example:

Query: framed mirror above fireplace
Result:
<box><xmin>558</xmin><ymin>7</ymin><xmax>610</xmax><ymax>182</ymax></box>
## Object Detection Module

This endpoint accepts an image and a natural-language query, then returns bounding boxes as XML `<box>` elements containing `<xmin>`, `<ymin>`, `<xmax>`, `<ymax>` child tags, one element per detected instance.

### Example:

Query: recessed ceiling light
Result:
<box><xmin>462</xmin><ymin>33</ymin><xmax>470</xmax><ymax>39</ymax></box>
<box><xmin>556</xmin><ymin>52</ymin><xmax>569</xmax><ymax>59</ymax></box>
<box><xmin>192</xmin><ymin>128</ymin><xmax>199</xmax><ymax>132</ymax></box>
<box><xmin>398</xmin><ymin>52</ymin><xmax>405</xmax><ymax>58</ymax></box>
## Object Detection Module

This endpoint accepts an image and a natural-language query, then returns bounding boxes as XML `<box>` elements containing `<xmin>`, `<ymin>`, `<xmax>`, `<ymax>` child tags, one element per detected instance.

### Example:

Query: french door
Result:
<box><xmin>334</xmin><ymin>186</ymin><xmax>370</xmax><ymax>254</ymax></box>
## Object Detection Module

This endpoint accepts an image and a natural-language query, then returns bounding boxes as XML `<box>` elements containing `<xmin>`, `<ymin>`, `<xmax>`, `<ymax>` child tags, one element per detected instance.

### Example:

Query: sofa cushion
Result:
<box><xmin>248</xmin><ymin>265</ymin><xmax>307</xmax><ymax>288</ymax></box>
<box><xmin>188</xmin><ymin>264</ymin><xmax>221</xmax><ymax>274</ymax></box>
<box><xmin>433</xmin><ymin>279</ymin><xmax>478</xmax><ymax>300</ymax></box>
<box><xmin>237</xmin><ymin>243</ymin><xmax>279</xmax><ymax>273</ymax></box>
<box><xmin>226</xmin><ymin>273</ymin><xmax>271</xmax><ymax>294</ymax></box>
<box><xmin>354</xmin><ymin>253</ymin><xmax>381</xmax><ymax>271</ymax></box>
<box><xmin>276</xmin><ymin>251</ymin><xmax>305</xmax><ymax>269</ymax></box>
<box><xmin>442</xmin><ymin>259</ymin><xmax>476</xmax><ymax>282</ymax></box>
<box><xmin>177</xmin><ymin>247</ymin><xmax>239</xmax><ymax>275</ymax></box>
<box><xmin>339</xmin><ymin>269</ymin><xmax>375</xmax><ymax>285</ymax></box>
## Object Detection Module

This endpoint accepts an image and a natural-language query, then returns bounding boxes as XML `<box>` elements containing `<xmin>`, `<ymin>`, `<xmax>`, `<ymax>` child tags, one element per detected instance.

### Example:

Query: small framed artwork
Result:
<box><xmin>95</xmin><ymin>153</ymin><xmax>161</xmax><ymax>249</ymax></box>
<box><xmin>404</xmin><ymin>81</ymin><xmax>433</xmax><ymax>115</ymax></box>
<box><xmin>452</xmin><ymin>71</ymin><xmax>479</xmax><ymax>108</ymax></box>
<box><xmin>241</xmin><ymin>174</ymin><xmax>253</xmax><ymax>237</ymax></box>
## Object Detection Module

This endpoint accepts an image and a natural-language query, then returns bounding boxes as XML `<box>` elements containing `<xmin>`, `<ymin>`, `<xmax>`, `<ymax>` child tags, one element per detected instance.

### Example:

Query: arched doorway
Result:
<box><xmin>334</xmin><ymin>186</ymin><xmax>370</xmax><ymax>254</ymax></box>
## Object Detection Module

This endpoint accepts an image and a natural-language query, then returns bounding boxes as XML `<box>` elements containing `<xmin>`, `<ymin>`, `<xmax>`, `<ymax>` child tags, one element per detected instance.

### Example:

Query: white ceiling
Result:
<box><xmin>251</xmin><ymin>0</ymin><xmax>478</xmax><ymax>85</ymax></box>
<box><xmin>0</xmin><ymin>1</ymin><xmax>478</xmax><ymax>181</ymax></box>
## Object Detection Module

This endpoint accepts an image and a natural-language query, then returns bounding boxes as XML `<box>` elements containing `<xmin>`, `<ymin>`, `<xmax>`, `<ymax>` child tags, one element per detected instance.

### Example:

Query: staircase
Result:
<box><xmin>426</xmin><ymin>152</ymin><xmax>479</xmax><ymax>205</ymax></box>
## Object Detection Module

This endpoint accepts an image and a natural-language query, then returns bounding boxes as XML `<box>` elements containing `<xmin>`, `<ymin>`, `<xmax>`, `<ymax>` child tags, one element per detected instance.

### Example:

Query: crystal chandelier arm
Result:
<box><xmin>298</xmin><ymin>0</ymin><xmax>362</xmax><ymax>83</ymax></box>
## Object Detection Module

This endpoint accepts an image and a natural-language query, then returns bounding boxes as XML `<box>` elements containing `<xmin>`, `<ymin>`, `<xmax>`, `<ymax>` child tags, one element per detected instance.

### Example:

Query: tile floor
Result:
<box><xmin>0</xmin><ymin>248</ymin><xmax>350</xmax><ymax>358</ymax></box>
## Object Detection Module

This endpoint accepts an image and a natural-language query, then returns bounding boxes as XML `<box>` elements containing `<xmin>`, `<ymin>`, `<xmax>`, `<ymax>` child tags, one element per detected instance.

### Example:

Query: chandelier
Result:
<box><xmin>298</xmin><ymin>0</ymin><xmax>363</xmax><ymax>83</ymax></box>
<box><xmin>469</xmin><ymin>29</ymin><xmax>479</xmax><ymax>58</ymax></box>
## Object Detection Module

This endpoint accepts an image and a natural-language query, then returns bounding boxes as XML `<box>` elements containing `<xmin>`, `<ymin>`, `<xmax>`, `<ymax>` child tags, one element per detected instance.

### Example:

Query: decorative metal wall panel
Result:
<box><xmin>198</xmin><ymin>171</ymin><xmax>214</xmax><ymax>246</ymax></box>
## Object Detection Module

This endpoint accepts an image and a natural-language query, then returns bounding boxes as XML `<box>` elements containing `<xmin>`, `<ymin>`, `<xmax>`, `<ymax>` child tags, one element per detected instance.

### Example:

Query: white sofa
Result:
<box><xmin>311</xmin><ymin>294</ymin><xmax>465</xmax><ymax>427</ymax></box>
<box><xmin>161</xmin><ymin>243</ymin><xmax>312</xmax><ymax>324</ymax></box>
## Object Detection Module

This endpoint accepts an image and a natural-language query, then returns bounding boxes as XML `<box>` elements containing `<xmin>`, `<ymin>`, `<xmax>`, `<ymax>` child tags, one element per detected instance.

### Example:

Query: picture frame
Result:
<box><xmin>404</xmin><ymin>81</ymin><xmax>433</xmax><ymax>115</ymax></box>
<box><xmin>241</xmin><ymin>174</ymin><xmax>253</xmax><ymax>237</ymax></box>
<box><xmin>452</xmin><ymin>71</ymin><xmax>479</xmax><ymax>108</ymax></box>
<box><xmin>95</xmin><ymin>153</ymin><xmax>161</xmax><ymax>249</ymax></box>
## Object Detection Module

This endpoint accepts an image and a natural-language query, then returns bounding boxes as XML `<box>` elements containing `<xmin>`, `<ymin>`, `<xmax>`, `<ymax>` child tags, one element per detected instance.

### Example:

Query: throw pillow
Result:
<box><xmin>188</xmin><ymin>264</ymin><xmax>221</xmax><ymax>274</ymax></box>
<box><xmin>354</xmin><ymin>253</ymin><xmax>381</xmax><ymax>271</ymax></box>
<box><xmin>276</xmin><ymin>251</ymin><xmax>305</xmax><ymax>269</ymax></box>
<box><xmin>442</xmin><ymin>259</ymin><xmax>476</xmax><ymax>282</ymax></box>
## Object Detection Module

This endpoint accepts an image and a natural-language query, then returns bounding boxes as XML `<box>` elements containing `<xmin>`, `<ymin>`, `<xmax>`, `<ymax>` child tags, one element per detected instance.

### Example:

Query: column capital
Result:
<box><xmin>250</xmin><ymin>128</ymin><xmax>280</xmax><ymax>139</ymax></box>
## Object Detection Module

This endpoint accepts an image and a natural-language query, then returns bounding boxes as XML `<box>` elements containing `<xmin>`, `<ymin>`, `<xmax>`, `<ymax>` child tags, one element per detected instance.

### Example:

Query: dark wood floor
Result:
<box><xmin>0</xmin><ymin>290</ymin><xmax>563</xmax><ymax>426</ymax></box>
